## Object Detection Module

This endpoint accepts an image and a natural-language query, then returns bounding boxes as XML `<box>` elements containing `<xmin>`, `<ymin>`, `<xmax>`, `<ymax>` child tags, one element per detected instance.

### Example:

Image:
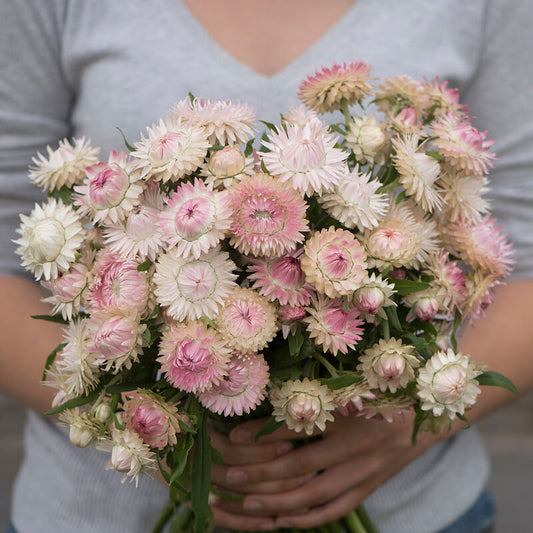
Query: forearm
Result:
<box><xmin>0</xmin><ymin>275</ymin><xmax>63</xmax><ymax>413</ymax></box>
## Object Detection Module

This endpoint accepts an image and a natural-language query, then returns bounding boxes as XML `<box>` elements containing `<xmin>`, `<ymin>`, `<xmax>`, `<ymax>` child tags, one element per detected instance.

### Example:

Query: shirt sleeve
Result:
<box><xmin>461</xmin><ymin>0</ymin><xmax>533</xmax><ymax>279</ymax></box>
<box><xmin>0</xmin><ymin>0</ymin><xmax>72</xmax><ymax>276</ymax></box>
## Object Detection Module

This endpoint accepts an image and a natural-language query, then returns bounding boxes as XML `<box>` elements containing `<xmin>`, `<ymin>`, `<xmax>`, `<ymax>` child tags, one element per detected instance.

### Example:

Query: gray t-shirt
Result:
<box><xmin>1</xmin><ymin>1</ymin><xmax>532</xmax><ymax>532</ymax></box>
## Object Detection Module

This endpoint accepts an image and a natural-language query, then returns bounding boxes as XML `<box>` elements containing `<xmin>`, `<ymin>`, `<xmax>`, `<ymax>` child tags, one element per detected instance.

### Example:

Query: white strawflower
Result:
<box><xmin>417</xmin><ymin>349</ymin><xmax>482</xmax><ymax>419</ymax></box>
<box><xmin>358</xmin><ymin>338</ymin><xmax>420</xmax><ymax>393</ymax></box>
<box><xmin>345</xmin><ymin>114</ymin><xmax>388</xmax><ymax>166</ymax></box>
<box><xmin>319</xmin><ymin>168</ymin><xmax>388</xmax><ymax>231</ymax></box>
<box><xmin>14</xmin><ymin>198</ymin><xmax>85</xmax><ymax>280</ymax></box>
<box><xmin>29</xmin><ymin>137</ymin><xmax>99</xmax><ymax>191</ymax></box>
<box><xmin>270</xmin><ymin>378</ymin><xmax>335</xmax><ymax>435</ymax></box>
<box><xmin>59</xmin><ymin>409</ymin><xmax>100</xmax><ymax>449</ymax></box>
<box><xmin>202</xmin><ymin>146</ymin><xmax>254</xmax><ymax>189</ymax></box>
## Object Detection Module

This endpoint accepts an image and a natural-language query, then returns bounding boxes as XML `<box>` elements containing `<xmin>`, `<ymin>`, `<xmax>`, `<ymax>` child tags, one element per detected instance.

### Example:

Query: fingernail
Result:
<box><xmin>243</xmin><ymin>499</ymin><xmax>263</xmax><ymax>511</ymax></box>
<box><xmin>276</xmin><ymin>441</ymin><xmax>293</xmax><ymax>455</ymax></box>
<box><xmin>226</xmin><ymin>469</ymin><xmax>248</xmax><ymax>484</ymax></box>
<box><xmin>259</xmin><ymin>522</ymin><xmax>275</xmax><ymax>531</ymax></box>
<box><xmin>298</xmin><ymin>471</ymin><xmax>316</xmax><ymax>485</ymax></box>
<box><xmin>230</xmin><ymin>427</ymin><xmax>252</xmax><ymax>444</ymax></box>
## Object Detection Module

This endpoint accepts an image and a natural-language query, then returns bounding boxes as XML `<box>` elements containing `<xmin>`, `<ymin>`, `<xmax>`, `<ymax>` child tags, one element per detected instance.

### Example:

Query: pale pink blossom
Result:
<box><xmin>228</xmin><ymin>173</ymin><xmax>308</xmax><ymax>257</ymax></box>
<box><xmin>283</xmin><ymin>105</ymin><xmax>325</xmax><ymax>130</ymax></box>
<box><xmin>423</xmin><ymin>77</ymin><xmax>465</xmax><ymax>118</ymax></box>
<box><xmin>424</xmin><ymin>250</ymin><xmax>466</xmax><ymax>312</ymax></box>
<box><xmin>304</xmin><ymin>296</ymin><xmax>364</xmax><ymax>356</ymax></box>
<box><xmin>198</xmin><ymin>352</ymin><xmax>270</xmax><ymax>416</ymax></box>
<box><xmin>248</xmin><ymin>249</ymin><xmax>314</xmax><ymax>306</ymax></box>
<box><xmin>461</xmin><ymin>271</ymin><xmax>503</xmax><ymax>322</ymax></box>
<box><xmin>345</xmin><ymin>114</ymin><xmax>388</xmax><ymax>166</ymax></box>
<box><xmin>375</xmin><ymin>75</ymin><xmax>432</xmax><ymax>119</ymax></box>
<box><xmin>298</xmin><ymin>61</ymin><xmax>374</xmax><ymax>114</ymax></box>
<box><xmin>261</xmin><ymin>123</ymin><xmax>348</xmax><ymax>196</ymax></box>
<box><xmin>353</xmin><ymin>273</ymin><xmax>396</xmax><ymax>322</ymax></box>
<box><xmin>203</xmin><ymin>146</ymin><xmax>253</xmax><ymax>189</ymax></box>
<box><xmin>403</xmin><ymin>288</ymin><xmax>441</xmax><ymax>322</ymax></box>
<box><xmin>301</xmin><ymin>227</ymin><xmax>368</xmax><ymax>298</ymax></box>
<box><xmin>333</xmin><ymin>381</ymin><xmax>376</xmax><ymax>415</ymax></box>
<box><xmin>278</xmin><ymin>305</ymin><xmax>307</xmax><ymax>338</ymax></box>
<box><xmin>157</xmin><ymin>321</ymin><xmax>231</xmax><ymax>393</ymax></box>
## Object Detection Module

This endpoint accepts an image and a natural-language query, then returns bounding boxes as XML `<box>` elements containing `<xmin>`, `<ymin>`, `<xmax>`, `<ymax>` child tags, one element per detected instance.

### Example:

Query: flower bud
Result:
<box><xmin>394</xmin><ymin>107</ymin><xmax>418</xmax><ymax>129</ymax></box>
<box><xmin>28</xmin><ymin>219</ymin><xmax>65</xmax><ymax>262</ymax></box>
<box><xmin>69</xmin><ymin>425</ymin><xmax>95</xmax><ymax>448</ymax></box>
<box><xmin>278</xmin><ymin>305</ymin><xmax>306</xmax><ymax>325</ymax></box>
<box><xmin>208</xmin><ymin>146</ymin><xmax>245</xmax><ymax>178</ymax></box>
<box><xmin>111</xmin><ymin>445</ymin><xmax>135</xmax><ymax>473</ymax></box>
<box><xmin>355</xmin><ymin>286</ymin><xmax>385</xmax><ymax>315</ymax></box>
<box><xmin>287</xmin><ymin>394</ymin><xmax>321</xmax><ymax>425</ymax></box>
<box><xmin>413</xmin><ymin>296</ymin><xmax>439</xmax><ymax>322</ymax></box>
<box><xmin>373</xmin><ymin>352</ymin><xmax>406</xmax><ymax>381</ymax></box>
<box><xmin>95</xmin><ymin>403</ymin><xmax>112</xmax><ymax>424</ymax></box>
<box><xmin>432</xmin><ymin>364</ymin><xmax>467</xmax><ymax>405</ymax></box>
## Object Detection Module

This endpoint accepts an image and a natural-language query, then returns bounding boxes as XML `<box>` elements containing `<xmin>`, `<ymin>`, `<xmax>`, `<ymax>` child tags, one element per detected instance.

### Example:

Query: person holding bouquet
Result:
<box><xmin>1</xmin><ymin>1</ymin><xmax>533</xmax><ymax>533</ymax></box>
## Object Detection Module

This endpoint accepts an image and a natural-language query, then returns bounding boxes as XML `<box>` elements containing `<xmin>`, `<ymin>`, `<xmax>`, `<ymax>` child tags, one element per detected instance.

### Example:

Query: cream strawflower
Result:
<box><xmin>101</xmin><ymin>428</ymin><xmax>156</xmax><ymax>486</ymax></box>
<box><xmin>332</xmin><ymin>380</ymin><xmax>376</xmax><ymax>415</ymax></box>
<box><xmin>353</xmin><ymin>273</ymin><xmax>396</xmax><ymax>322</ymax></box>
<box><xmin>228</xmin><ymin>173</ymin><xmax>308</xmax><ymax>257</ymax></box>
<box><xmin>461</xmin><ymin>270</ymin><xmax>503</xmax><ymax>322</ymax></box>
<box><xmin>198</xmin><ymin>352</ymin><xmax>270</xmax><ymax>416</ymax></box>
<box><xmin>132</xmin><ymin>118</ymin><xmax>209</xmax><ymax>182</ymax></box>
<box><xmin>301</xmin><ymin>227</ymin><xmax>368</xmax><ymax>298</ymax></box>
<box><xmin>248</xmin><ymin>249</ymin><xmax>314</xmax><ymax>306</ymax></box>
<box><xmin>103</xmin><ymin>183</ymin><xmax>166</xmax><ymax>262</ymax></box>
<box><xmin>430</xmin><ymin>113</ymin><xmax>496</xmax><ymax>177</ymax></box>
<box><xmin>402</xmin><ymin>287</ymin><xmax>442</xmax><ymax>322</ymax></box>
<box><xmin>52</xmin><ymin>319</ymin><xmax>101</xmax><ymax>396</ymax></box>
<box><xmin>438</xmin><ymin>168</ymin><xmax>490</xmax><ymax>224</ymax></box>
<box><xmin>74</xmin><ymin>150</ymin><xmax>144</xmax><ymax>224</ymax></box>
<box><xmin>303</xmin><ymin>295</ymin><xmax>364</xmax><ymax>356</ymax></box>
<box><xmin>215</xmin><ymin>287</ymin><xmax>278</xmax><ymax>353</ymax></box>
<box><xmin>392</xmin><ymin>134</ymin><xmax>443</xmax><ymax>212</ymax></box>
<box><xmin>29</xmin><ymin>137</ymin><xmax>99</xmax><ymax>191</ymax></box>
<box><xmin>202</xmin><ymin>146</ymin><xmax>254</xmax><ymax>189</ymax></box>
<box><xmin>282</xmin><ymin>105</ymin><xmax>325</xmax><ymax>130</ymax></box>
<box><xmin>298</xmin><ymin>61</ymin><xmax>374</xmax><ymax>114</ymax></box>
<box><xmin>159</xmin><ymin>179</ymin><xmax>231</xmax><ymax>259</ymax></box>
<box><xmin>158</xmin><ymin>321</ymin><xmax>231</xmax><ymax>393</ymax></box>
<box><xmin>360</xmin><ymin>394</ymin><xmax>414</xmax><ymax>423</ymax></box>
<box><xmin>319</xmin><ymin>167</ymin><xmax>389</xmax><ymax>231</ymax></box>
<box><xmin>59</xmin><ymin>408</ymin><xmax>100</xmax><ymax>449</ymax></box>
<box><xmin>171</xmin><ymin>97</ymin><xmax>256</xmax><ymax>146</ymax></box>
<box><xmin>153</xmin><ymin>247</ymin><xmax>237</xmax><ymax>322</ymax></box>
<box><xmin>375</xmin><ymin>75</ymin><xmax>432</xmax><ymax>119</ymax></box>
<box><xmin>417</xmin><ymin>349</ymin><xmax>482</xmax><ymax>419</ymax></box>
<box><xmin>345</xmin><ymin>114</ymin><xmax>388</xmax><ymax>166</ymax></box>
<box><xmin>362</xmin><ymin>199</ymin><xmax>439</xmax><ymax>270</ymax></box>
<box><xmin>41</xmin><ymin>262</ymin><xmax>90</xmax><ymax>320</ymax></box>
<box><xmin>270</xmin><ymin>378</ymin><xmax>335</xmax><ymax>435</ymax></box>
<box><xmin>14</xmin><ymin>198</ymin><xmax>85</xmax><ymax>281</ymax></box>
<box><xmin>358</xmin><ymin>338</ymin><xmax>420</xmax><ymax>393</ymax></box>
<box><xmin>261</xmin><ymin>123</ymin><xmax>348</xmax><ymax>196</ymax></box>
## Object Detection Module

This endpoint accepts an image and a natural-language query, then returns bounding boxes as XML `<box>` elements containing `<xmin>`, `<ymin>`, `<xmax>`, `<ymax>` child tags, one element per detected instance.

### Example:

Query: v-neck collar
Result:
<box><xmin>175</xmin><ymin>1</ymin><xmax>362</xmax><ymax>82</ymax></box>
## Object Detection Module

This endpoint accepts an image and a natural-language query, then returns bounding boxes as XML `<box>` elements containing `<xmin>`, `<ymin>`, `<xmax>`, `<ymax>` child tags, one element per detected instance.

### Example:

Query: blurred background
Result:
<box><xmin>1</xmin><ymin>391</ymin><xmax>532</xmax><ymax>532</ymax></box>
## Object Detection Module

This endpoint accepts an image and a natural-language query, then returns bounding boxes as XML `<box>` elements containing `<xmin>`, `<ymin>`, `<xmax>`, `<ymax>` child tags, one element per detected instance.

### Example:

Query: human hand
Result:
<box><xmin>209</xmin><ymin>413</ymin><xmax>440</xmax><ymax>531</ymax></box>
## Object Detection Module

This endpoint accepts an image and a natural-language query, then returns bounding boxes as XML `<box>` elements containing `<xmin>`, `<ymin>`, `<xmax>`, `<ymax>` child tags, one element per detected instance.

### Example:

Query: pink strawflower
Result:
<box><xmin>261</xmin><ymin>123</ymin><xmax>348</xmax><ymax>196</ymax></box>
<box><xmin>42</xmin><ymin>262</ymin><xmax>90</xmax><ymax>320</ymax></box>
<box><xmin>14</xmin><ymin>198</ymin><xmax>86</xmax><ymax>281</ymax></box>
<box><xmin>153</xmin><ymin>247</ymin><xmax>237</xmax><ymax>321</ymax></box>
<box><xmin>157</xmin><ymin>321</ymin><xmax>231</xmax><ymax>393</ymax></box>
<box><xmin>198</xmin><ymin>352</ymin><xmax>270</xmax><ymax>416</ymax></box>
<box><xmin>301</xmin><ymin>227</ymin><xmax>368</xmax><ymax>298</ymax></box>
<box><xmin>445</xmin><ymin>216</ymin><xmax>514</xmax><ymax>277</ymax></box>
<box><xmin>304</xmin><ymin>295</ymin><xmax>364</xmax><ymax>356</ymax></box>
<box><xmin>431</xmin><ymin>114</ymin><xmax>496</xmax><ymax>177</ymax></box>
<box><xmin>423</xmin><ymin>77</ymin><xmax>465</xmax><ymax>118</ymax></box>
<box><xmin>228</xmin><ymin>173</ymin><xmax>308</xmax><ymax>257</ymax></box>
<box><xmin>282</xmin><ymin>105</ymin><xmax>325</xmax><ymax>130</ymax></box>
<box><xmin>402</xmin><ymin>288</ymin><xmax>441</xmax><ymax>322</ymax></box>
<box><xmin>248</xmin><ymin>249</ymin><xmax>314</xmax><ymax>306</ymax></box>
<box><xmin>159</xmin><ymin>179</ymin><xmax>231</xmax><ymax>259</ymax></box>
<box><xmin>461</xmin><ymin>271</ymin><xmax>503</xmax><ymax>322</ymax></box>
<box><xmin>319</xmin><ymin>167</ymin><xmax>389</xmax><ymax>231</ymax></box>
<box><xmin>132</xmin><ymin>118</ymin><xmax>209</xmax><ymax>182</ymax></box>
<box><xmin>74</xmin><ymin>150</ymin><xmax>144</xmax><ymax>224</ymax></box>
<box><xmin>359</xmin><ymin>394</ymin><xmax>414</xmax><ymax>423</ymax></box>
<box><xmin>87</xmin><ymin>307</ymin><xmax>145</xmax><ymax>372</ymax></box>
<box><xmin>87</xmin><ymin>250</ymin><xmax>149</xmax><ymax>314</ymax></box>
<box><xmin>375</xmin><ymin>75</ymin><xmax>432</xmax><ymax>119</ymax></box>
<box><xmin>29</xmin><ymin>137</ymin><xmax>99</xmax><ymax>191</ymax></box>
<box><xmin>390</xmin><ymin>107</ymin><xmax>420</xmax><ymax>135</ymax></box>
<box><xmin>353</xmin><ymin>273</ymin><xmax>396</xmax><ymax>322</ymax></box>
<box><xmin>278</xmin><ymin>305</ymin><xmax>307</xmax><ymax>339</ymax></box>
<box><xmin>424</xmin><ymin>250</ymin><xmax>466</xmax><ymax>311</ymax></box>
<box><xmin>171</xmin><ymin>97</ymin><xmax>256</xmax><ymax>146</ymax></box>
<box><xmin>333</xmin><ymin>380</ymin><xmax>376</xmax><ymax>416</ymax></box>
<box><xmin>298</xmin><ymin>61</ymin><xmax>374</xmax><ymax>114</ymax></box>
<box><xmin>122</xmin><ymin>390</ymin><xmax>190</xmax><ymax>449</ymax></box>
<box><xmin>103</xmin><ymin>183</ymin><xmax>166</xmax><ymax>262</ymax></box>
<box><xmin>215</xmin><ymin>287</ymin><xmax>278</xmax><ymax>354</ymax></box>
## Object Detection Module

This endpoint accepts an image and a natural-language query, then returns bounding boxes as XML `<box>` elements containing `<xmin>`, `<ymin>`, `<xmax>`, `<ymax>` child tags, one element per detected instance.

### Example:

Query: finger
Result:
<box><xmin>274</xmin><ymin>485</ymin><xmax>365</xmax><ymax>529</ymax></box>
<box><xmin>218</xmin><ymin>432</ymin><xmax>353</xmax><ymax>486</ymax></box>
<box><xmin>211</xmin><ymin>505</ymin><xmax>276</xmax><ymax>531</ymax></box>
<box><xmin>209</xmin><ymin>426</ymin><xmax>294</xmax><ymax>466</ymax></box>
<box><xmin>229</xmin><ymin>417</ymin><xmax>322</xmax><ymax>445</ymax></box>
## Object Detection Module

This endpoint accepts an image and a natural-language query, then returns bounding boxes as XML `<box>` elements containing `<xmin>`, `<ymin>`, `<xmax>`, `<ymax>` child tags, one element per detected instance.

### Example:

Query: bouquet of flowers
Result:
<box><xmin>15</xmin><ymin>61</ymin><xmax>516</xmax><ymax>533</ymax></box>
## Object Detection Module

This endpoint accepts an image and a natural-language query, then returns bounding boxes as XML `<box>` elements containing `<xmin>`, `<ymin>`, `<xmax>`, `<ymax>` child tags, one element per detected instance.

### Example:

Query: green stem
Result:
<box><xmin>152</xmin><ymin>501</ymin><xmax>174</xmax><ymax>533</ymax></box>
<box><xmin>311</xmin><ymin>352</ymin><xmax>338</xmax><ymax>378</ymax></box>
<box><xmin>356</xmin><ymin>506</ymin><xmax>379</xmax><ymax>533</ymax></box>
<box><xmin>340</xmin><ymin>98</ymin><xmax>352</xmax><ymax>127</ymax></box>
<box><xmin>343</xmin><ymin>509</ymin><xmax>368</xmax><ymax>533</ymax></box>
<box><xmin>169</xmin><ymin>505</ymin><xmax>194</xmax><ymax>533</ymax></box>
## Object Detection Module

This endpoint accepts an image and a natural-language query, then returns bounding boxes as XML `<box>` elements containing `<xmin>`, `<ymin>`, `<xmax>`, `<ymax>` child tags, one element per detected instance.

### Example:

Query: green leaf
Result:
<box><xmin>211</xmin><ymin>446</ymin><xmax>224</xmax><ymax>466</ymax></box>
<box><xmin>56</xmin><ymin>185</ymin><xmax>73</xmax><ymax>205</ymax></box>
<box><xmin>259</xmin><ymin>120</ymin><xmax>278</xmax><ymax>132</ymax></box>
<box><xmin>244</xmin><ymin>138</ymin><xmax>254</xmax><ymax>157</ymax></box>
<box><xmin>384</xmin><ymin>305</ymin><xmax>402</xmax><ymax>331</ymax></box>
<box><xmin>477</xmin><ymin>370</ymin><xmax>519</xmax><ymax>398</ymax></box>
<box><xmin>319</xmin><ymin>374</ymin><xmax>364</xmax><ymax>390</ymax></box>
<box><xmin>115</xmin><ymin>127</ymin><xmax>135</xmax><ymax>152</ymax></box>
<box><xmin>288</xmin><ymin>329</ymin><xmax>304</xmax><ymax>356</ymax></box>
<box><xmin>455</xmin><ymin>412</ymin><xmax>471</xmax><ymax>428</ymax></box>
<box><xmin>169</xmin><ymin>433</ymin><xmax>195</xmax><ymax>485</ymax></box>
<box><xmin>425</xmin><ymin>150</ymin><xmax>444</xmax><ymax>161</ymax></box>
<box><xmin>191</xmin><ymin>406</ymin><xmax>211</xmax><ymax>533</ymax></box>
<box><xmin>450</xmin><ymin>311</ymin><xmax>462</xmax><ymax>352</ymax></box>
<box><xmin>411</xmin><ymin>409</ymin><xmax>429</xmax><ymax>445</ymax></box>
<box><xmin>137</xmin><ymin>258</ymin><xmax>153</xmax><ymax>271</ymax></box>
<box><xmin>31</xmin><ymin>314</ymin><xmax>68</xmax><ymax>325</ymax></box>
<box><xmin>254</xmin><ymin>415</ymin><xmax>283</xmax><ymax>443</ymax></box>
<box><xmin>42</xmin><ymin>342</ymin><xmax>67</xmax><ymax>380</ymax></box>
<box><xmin>390</xmin><ymin>279</ymin><xmax>430</xmax><ymax>296</ymax></box>
<box><xmin>46</xmin><ymin>391</ymin><xmax>100</xmax><ymax>415</ymax></box>
<box><xmin>199</xmin><ymin>316</ymin><xmax>217</xmax><ymax>329</ymax></box>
